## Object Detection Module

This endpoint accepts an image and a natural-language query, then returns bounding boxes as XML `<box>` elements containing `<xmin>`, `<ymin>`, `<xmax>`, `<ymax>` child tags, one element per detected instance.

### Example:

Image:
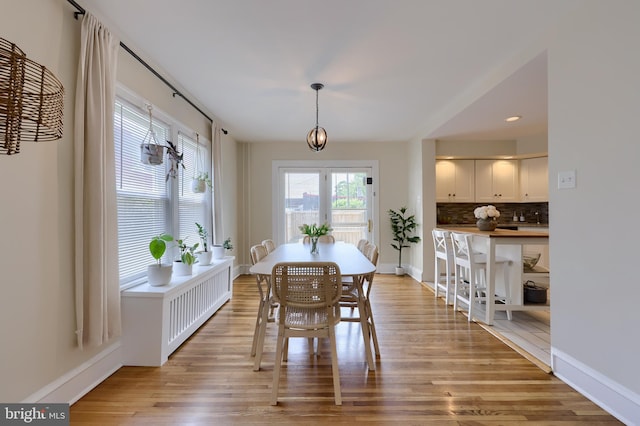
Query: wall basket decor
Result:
<box><xmin>0</xmin><ymin>37</ymin><xmax>64</xmax><ymax>155</ymax></box>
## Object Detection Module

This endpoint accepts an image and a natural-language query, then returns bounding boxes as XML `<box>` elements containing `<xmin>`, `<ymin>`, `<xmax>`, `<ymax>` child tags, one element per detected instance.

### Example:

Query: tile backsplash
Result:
<box><xmin>437</xmin><ymin>202</ymin><xmax>548</xmax><ymax>225</ymax></box>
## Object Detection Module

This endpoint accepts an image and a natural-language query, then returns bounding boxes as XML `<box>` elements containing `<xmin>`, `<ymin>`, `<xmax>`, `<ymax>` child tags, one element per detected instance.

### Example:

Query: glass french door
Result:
<box><xmin>278</xmin><ymin>167</ymin><xmax>373</xmax><ymax>245</ymax></box>
<box><xmin>329</xmin><ymin>168</ymin><xmax>371</xmax><ymax>245</ymax></box>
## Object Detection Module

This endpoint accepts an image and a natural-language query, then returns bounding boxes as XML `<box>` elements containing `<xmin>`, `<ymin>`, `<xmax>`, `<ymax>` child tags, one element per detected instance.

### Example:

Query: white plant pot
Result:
<box><xmin>212</xmin><ymin>245</ymin><xmax>225</xmax><ymax>259</ymax></box>
<box><xmin>191</xmin><ymin>179</ymin><xmax>206</xmax><ymax>193</ymax></box>
<box><xmin>196</xmin><ymin>251</ymin><xmax>213</xmax><ymax>266</ymax></box>
<box><xmin>147</xmin><ymin>264</ymin><xmax>173</xmax><ymax>286</ymax></box>
<box><xmin>395</xmin><ymin>267</ymin><xmax>405</xmax><ymax>276</ymax></box>
<box><xmin>173</xmin><ymin>260</ymin><xmax>193</xmax><ymax>276</ymax></box>
<box><xmin>140</xmin><ymin>143</ymin><xmax>164</xmax><ymax>165</ymax></box>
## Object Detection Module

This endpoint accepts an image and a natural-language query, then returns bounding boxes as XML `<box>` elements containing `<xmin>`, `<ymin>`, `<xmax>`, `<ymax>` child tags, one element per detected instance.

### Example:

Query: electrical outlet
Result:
<box><xmin>558</xmin><ymin>170</ymin><xmax>576</xmax><ymax>189</ymax></box>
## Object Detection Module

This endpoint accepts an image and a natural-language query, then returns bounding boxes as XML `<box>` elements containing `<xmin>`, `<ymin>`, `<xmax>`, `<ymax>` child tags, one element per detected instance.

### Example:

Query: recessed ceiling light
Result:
<box><xmin>505</xmin><ymin>115</ymin><xmax>522</xmax><ymax>122</ymax></box>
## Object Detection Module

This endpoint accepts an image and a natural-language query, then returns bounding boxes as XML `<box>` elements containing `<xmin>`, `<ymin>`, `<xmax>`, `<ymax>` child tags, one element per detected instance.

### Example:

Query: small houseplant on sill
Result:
<box><xmin>147</xmin><ymin>233</ymin><xmax>174</xmax><ymax>286</ymax></box>
<box><xmin>299</xmin><ymin>222</ymin><xmax>332</xmax><ymax>254</ymax></box>
<box><xmin>192</xmin><ymin>172</ymin><xmax>212</xmax><ymax>193</ymax></box>
<box><xmin>388</xmin><ymin>207</ymin><xmax>421</xmax><ymax>275</ymax></box>
<box><xmin>174</xmin><ymin>237</ymin><xmax>199</xmax><ymax>276</ymax></box>
<box><xmin>474</xmin><ymin>205</ymin><xmax>500</xmax><ymax>231</ymax></box>
<box><xmin>195</xmin><ymin>222</ymin><xmax>212</xmax><ymax>265</ymax></box>
<box><xmin>212</xmin><ymin>237</ymin><xmax>233</xmax><ymax>259</ymax></box>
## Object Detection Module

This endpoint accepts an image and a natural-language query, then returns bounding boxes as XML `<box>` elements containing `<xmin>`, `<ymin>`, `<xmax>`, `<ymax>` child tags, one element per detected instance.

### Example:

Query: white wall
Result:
<box><xmin>436</xmin><ymin>139</ymin><xmax>517</xmax><ymax>157</ymax></box>
<box><xmin>0</xmin><ymin>0</ymin><xmax>86</xmax><ymax>402</ymax></box>
<box><xmin>0</xmin><ymin>0</ymin><xmax>235</xmax><ymax>402</ymax></box>
<box><xmin>516</xmin><ymin>133</ymin><xmax>547</xmax><ymax>155</ymax></box>
<box><xmin>418</xmin><ymin>139</ymin><xmax>437</xmax><ymax>283</ymax></box>
<box><xmin>548</xmin><ymin>0</ymin><xmax>640</xmax><ymax>404</ymax></box>
<box><xmin>240</xmin><ymin>141</ymin><xmax>409</xmax><ymax>269</ymax></box>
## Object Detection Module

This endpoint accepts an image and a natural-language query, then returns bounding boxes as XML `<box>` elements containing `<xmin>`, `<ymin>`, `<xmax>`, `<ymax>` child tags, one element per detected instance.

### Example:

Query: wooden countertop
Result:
<box><xmin>437</xmin><ymin>227</ymin><xmax>548</xmax><ymax>238</ymax></box>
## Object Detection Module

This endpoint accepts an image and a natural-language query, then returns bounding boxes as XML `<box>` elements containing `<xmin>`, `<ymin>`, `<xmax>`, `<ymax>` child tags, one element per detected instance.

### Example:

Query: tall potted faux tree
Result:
<box><xmin>388</xmin><ymin>207</ymin><xmax>421</xmax><ymax>275</ymax></box>
<box><xmin>147</xmin><ymin>233</ymin><xmax>174</xmax><ymax>286</ymax></box>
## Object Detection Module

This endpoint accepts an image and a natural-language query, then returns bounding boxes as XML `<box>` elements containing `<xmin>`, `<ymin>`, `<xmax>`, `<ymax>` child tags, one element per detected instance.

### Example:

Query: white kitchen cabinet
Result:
<box><xmin>474</xmin><ymin>159</ymin><xmax>519</xmax><ymax>202</ymax></box>
<box><xmin>435</xmin><ymin>159</ymin><xmax>475</xmax><ymax>202</ymax></box>
<box><xmin>519</xmin><ymin>157</ymin><xmax>548</xmax><ymax>202</ymax></box>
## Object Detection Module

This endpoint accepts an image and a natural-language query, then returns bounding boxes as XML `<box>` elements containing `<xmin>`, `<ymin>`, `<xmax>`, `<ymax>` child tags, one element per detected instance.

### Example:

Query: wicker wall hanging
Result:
<box><xmin>0</xmin><ymin>37</ymin><xmax>64</xmax><ymax>155</ymax></box>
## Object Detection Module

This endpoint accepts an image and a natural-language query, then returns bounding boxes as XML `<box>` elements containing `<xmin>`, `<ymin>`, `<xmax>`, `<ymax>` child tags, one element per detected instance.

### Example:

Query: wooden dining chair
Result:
<box><xmin>339</xmin><ymin>242</ymin><xmax>380</xmax><ymax>357</ymax></box>
<box><xmin>270</xmin><ymin>262</ymin><xmax>343</xmax><ymax>405</ymax></box>
<box><xmin>302</xmin><ymin>234</ymin><xmax>335</xmax><ymax>244</ymax></box>
<box><xmin>356</xmin><ymin>239</ymin><xmax>368</xmax><ymax>252</ymax></box>
<box><xmin>261</xmin><ymin>239</ymin><xmax>276</xmax><ymax>254</ymax></box>
<box><xmin>250</xmin><ymin>244</ymin><xmax>274</xmax><ymax>366</ymax></box>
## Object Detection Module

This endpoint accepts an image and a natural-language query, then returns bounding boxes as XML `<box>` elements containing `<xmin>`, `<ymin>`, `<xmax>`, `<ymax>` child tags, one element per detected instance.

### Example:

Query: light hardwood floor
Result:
<box><xmin>484</xmin><ymin>310</ymin><xmax>551</xmax><ymax>372</ymax></box>
<box><xmin>70</xmin><ymin>274</ymin><xmax>621</xmax><ymax>425</ymax></box>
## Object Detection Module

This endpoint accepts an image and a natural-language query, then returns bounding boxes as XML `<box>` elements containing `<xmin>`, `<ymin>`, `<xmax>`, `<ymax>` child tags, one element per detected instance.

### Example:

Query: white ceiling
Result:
<box><xmin>77</xmin><ymin>0</ymin><xmax>580</xmax><ymax>144</ymax></box>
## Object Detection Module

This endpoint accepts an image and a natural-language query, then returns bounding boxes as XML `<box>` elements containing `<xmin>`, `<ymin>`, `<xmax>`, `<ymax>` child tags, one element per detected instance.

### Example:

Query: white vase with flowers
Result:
<box><xmin>474</xmin><ymin>205</ymin><xmax>500</xmax><ymax>231</ymax></box>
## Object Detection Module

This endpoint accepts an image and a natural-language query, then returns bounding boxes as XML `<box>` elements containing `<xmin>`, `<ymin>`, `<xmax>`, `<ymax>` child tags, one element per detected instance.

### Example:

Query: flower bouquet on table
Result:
<box><xmin>299</xmin><ymin>222</ymin><xmax>332</xmax><ymax>254</ymax></box>
<box><xmin>474</xmin><ymin>205</ymin><xmax>500</xmax><ymax>231</ymax></box>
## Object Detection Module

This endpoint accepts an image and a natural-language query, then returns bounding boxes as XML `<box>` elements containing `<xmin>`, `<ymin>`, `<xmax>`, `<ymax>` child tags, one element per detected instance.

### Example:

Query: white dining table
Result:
<box><xmin>249</xmin><ymin>242</ymin><xmax>377</xmax><ymax>370</ymax></box>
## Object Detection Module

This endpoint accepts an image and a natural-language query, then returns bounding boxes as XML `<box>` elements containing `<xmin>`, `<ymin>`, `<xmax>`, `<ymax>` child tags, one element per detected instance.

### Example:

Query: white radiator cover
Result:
<box><xmin>122</xmin><ymin>257</ymin><xmax>234</xmax><ymax>366</ymax></box>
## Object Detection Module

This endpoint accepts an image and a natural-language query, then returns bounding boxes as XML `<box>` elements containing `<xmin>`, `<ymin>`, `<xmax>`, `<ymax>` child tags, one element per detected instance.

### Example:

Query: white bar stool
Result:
<box><xmin>432</xmin><ymin>229</ymin><xmax>455</xmax><ymax>305</ymax></box>
<box><xmin>451</xmin><ymin>232</ymin><xmax>512</xmax><ymax>322</ymax></box>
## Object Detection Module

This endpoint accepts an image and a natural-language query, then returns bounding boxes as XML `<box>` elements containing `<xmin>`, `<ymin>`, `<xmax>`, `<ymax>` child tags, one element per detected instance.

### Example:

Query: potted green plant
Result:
<box><xmin>195</xmin><ymin>222</ymin><xmax>213</xmax><ymax>265</ymax></box>
<box><xmin>192</xmin><ymin>172</ymin><xmax>212</xmax><ymax>193</ymax></box>
<box><xmin>165</xmin><ymin>139</ymin><xmax>185</xmax><ymax>181</ymax></box>
<box><xmin>140</xmin><ymin>105</ymin><xmax>165</xmax><ymax>166</ymax></box>
<box><xmin>212</xmin><ymin>237</ymin><xmax>233</xmax><ymax>259</ymax></box>
<box><xmin>388</xmin><ymin>207</ymin><xmax>421</xmax><ymax>275</ymax></box>
<box><xmin>173</xmin><ymin>237</ymin><xmax>199</xmax><ymax>276</ymax></box>
<box><xmin>147</xmin><ymin>233</ymin><xmax>174</xmax><ymax>286</ymax></box>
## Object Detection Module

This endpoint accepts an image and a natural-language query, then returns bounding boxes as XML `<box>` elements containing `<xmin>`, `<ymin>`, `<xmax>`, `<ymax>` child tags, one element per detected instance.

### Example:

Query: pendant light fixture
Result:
<box><xmin>306</xmin><ymin>83</ymin><xmax>327</xmax><ymax>152</ymax></box>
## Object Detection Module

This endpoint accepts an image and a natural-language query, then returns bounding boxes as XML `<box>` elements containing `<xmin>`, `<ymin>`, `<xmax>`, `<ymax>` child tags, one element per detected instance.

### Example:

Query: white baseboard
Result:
<box><xmin>23</xmin><ymin>341</ymin><xmax>122</xmax><ymax>405</ymax></box>
<box><xmin>552</xmin><ymin>347</ymin><xmax>640</xmax><ymax>425</ymax></box>
<box><xmin>377</xmin><ymin>262</ymin><xmax>421</xmax><ymax>280</ymax></box>
<box><xmin>232</xmin><ymin>265</ymin><xmax>241</xmax><ymax>280</ymax></box>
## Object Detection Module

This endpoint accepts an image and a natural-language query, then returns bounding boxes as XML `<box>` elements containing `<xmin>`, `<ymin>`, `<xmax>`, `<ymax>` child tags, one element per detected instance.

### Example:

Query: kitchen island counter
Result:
<box><xmin>436</xmin><ymin>227</ymin><xmax>549</xmax><ymax>324</ymax></box>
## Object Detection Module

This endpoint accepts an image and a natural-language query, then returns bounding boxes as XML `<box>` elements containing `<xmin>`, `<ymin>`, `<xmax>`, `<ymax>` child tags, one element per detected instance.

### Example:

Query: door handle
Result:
<box><xmin>368</xmin><ymin>219</ymin><xmax>373</xmax><ymax>233</ymax></box>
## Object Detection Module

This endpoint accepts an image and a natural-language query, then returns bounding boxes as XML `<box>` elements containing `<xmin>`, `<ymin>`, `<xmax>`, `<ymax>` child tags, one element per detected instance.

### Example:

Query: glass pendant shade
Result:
<box><xmin>306</xmin><ymin>83</ymin><xmax>327</xmax><ymax>152</ymax></box>
<box><xmin>307</xmin><ymin>126</ymin><xmax>327</xmax><ymax>151</ymax></box>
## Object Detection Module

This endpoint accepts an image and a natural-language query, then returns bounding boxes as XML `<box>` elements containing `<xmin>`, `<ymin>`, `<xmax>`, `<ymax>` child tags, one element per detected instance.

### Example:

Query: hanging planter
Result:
<box><xmin>140</xmin><ymin>143</ymin><xmax>164</xmax><ymax>165</ymax></box>
<box><xmin>140</xmin><ymin>104</ymin><xmax>165</xmax><ymax>165</ymax></box>
<box><xmin>192</xmin><ymin>172</ymin><xmax>212</xmax><ymax>193</ymax></box>
<box><xmin>192</xmin><ymin>177</ymin><xmax>206</xmax><ymax>193</ymax></box>
<box><xmin>164</xmin><ymin>139</ymin><xmax>184</xmax><ymax>181</ymax></box>
<box><xmin>191</xmin><ymin>133</ymin><xmax>211</xmax><ymax>193</ymax></box>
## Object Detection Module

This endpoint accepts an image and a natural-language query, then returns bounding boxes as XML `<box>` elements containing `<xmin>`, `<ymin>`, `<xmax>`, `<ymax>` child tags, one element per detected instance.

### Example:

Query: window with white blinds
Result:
<box><xmin>177</xmin><ymin>131</ymin><xmax>209</xmax><ymax>245</ymax></box>
<box><xmin>114</xmin><ymin>95</ymin><xmax>211</xmax><ymax>287</ymax></box>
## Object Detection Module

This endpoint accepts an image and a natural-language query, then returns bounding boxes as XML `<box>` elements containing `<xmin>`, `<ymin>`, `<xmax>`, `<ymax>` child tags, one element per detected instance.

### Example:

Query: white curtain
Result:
<box><xmin>211</xmin><ymin>123</ymin><xmax>224</xmax><ymax>244</ymax></box>
<box><xmin>74</xmin><ymin>13</ymin><xmax>121</xmax><ymax>349</ymax></box>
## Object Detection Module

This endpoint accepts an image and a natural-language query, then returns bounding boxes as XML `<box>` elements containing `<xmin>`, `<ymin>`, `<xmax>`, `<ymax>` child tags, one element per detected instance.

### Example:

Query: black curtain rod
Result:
<box><xmin>66</xmin><ymin>0</ymin><xmax>229</xmax><ymax>135</ymax></box>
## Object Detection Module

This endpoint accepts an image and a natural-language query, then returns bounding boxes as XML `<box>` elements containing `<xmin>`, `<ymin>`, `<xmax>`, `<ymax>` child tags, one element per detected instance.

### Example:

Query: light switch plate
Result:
<box><xmin>558</xmin><ymin>170</ymin><xmax>576</xmax><ymax>189</ymax></box>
